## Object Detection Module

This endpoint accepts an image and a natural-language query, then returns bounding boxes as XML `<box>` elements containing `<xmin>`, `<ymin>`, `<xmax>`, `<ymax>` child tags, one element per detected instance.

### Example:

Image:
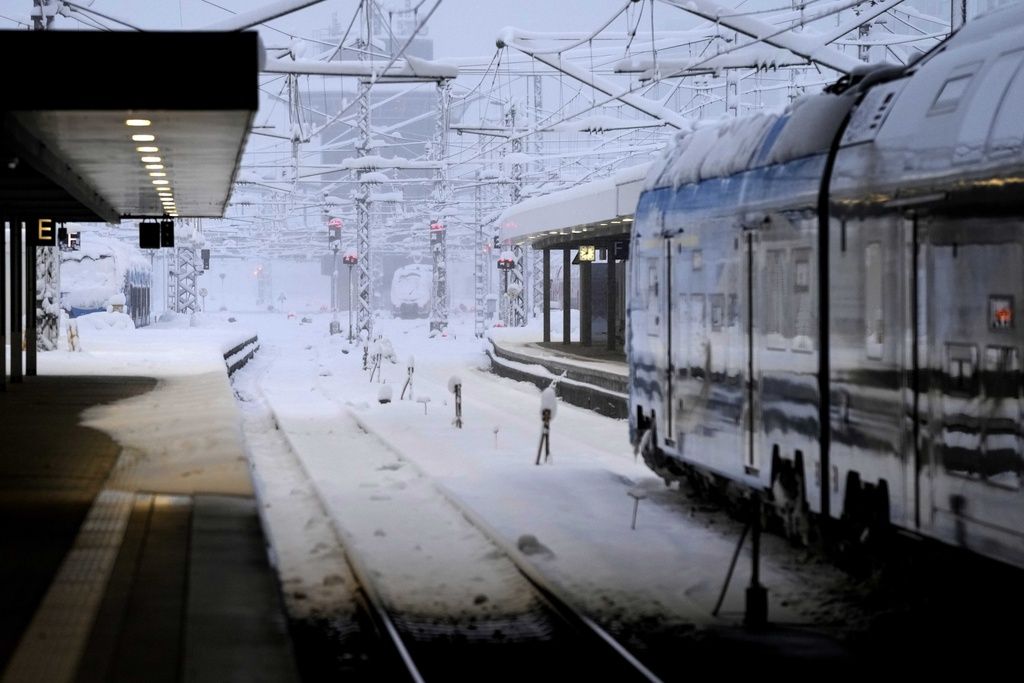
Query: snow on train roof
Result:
<box><xmin>644</xmin><ymin>89</ymin><xmax>853</xmax><ymax>191</ymax></box>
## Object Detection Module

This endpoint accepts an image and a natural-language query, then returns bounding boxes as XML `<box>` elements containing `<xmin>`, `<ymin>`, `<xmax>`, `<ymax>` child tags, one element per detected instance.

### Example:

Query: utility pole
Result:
<box><xmin>31</xmin><ymin>0</ymin><xmax>56</xmax><ymax>30</ymax></box>
<box><xmin>506</xmin><ymin>103</ymin><xmax>527</xmax><ymax>327</ymax></box>
<box><xmin>530</xmin><ymin>74</ymin><xmax>544</xmax><ymax>321</ymax></box>
<box><xmin>473</xmin><ymin>174</ymin><xmax>486</xmax><ymax>338</ymax></box>
<box><xmin>355</xmin><ymin>0</ymin><xmax>374</xmax><ymax>338</ymax></box>
<box><xmin>429</xmin><ymin>81</ymin><xmax>452</xmax><ymax>334</ymax></box>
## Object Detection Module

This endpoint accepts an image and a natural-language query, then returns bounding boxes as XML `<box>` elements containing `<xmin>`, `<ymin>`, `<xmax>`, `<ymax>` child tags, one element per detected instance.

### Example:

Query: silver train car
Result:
<box><xmin>390</xmin><ymin>264</ymin><xmax>432</xmax><ymax>319</ymax></box>
<box><xmin>629</xmin><ymin>5</ymin><xmax>1024</xmax><ymax>569</ymax></box>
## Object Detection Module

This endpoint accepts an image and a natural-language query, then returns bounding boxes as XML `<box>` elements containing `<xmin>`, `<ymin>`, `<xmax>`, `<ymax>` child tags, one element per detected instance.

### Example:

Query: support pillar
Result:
<box><xmin>10</xmin><ymin>219</ymin><xmax>22</xmax><ymax>382</ymax></box>
<box><xmin>1</xmin><ymin>218</ymin><xmax>6</xmax><ymax>390</ymax></box>
<box><xmin>562</xmin><ymin>248</ymin><xmax>571</xmax><ymax>345</ymax></box>
<box><xmin>580</xmin><ymin>261</ymin><xmax>592</xmax><ymax>347</ymax></box>
<box><xmin>25</xmin><ymin>242</ymin><xmax>37</xmax><ymax>376</ymax></box>
<box><xmin>36</xmin><ymin>243</ymin><xmax>60</xmax><ymax>352</ymax></box>
<box><xmin>607</xmin><ymin>254</ymin><xmax>617</xmax><ymax>351</ymax></box>
<box><xmin>542</xmin><ymin>248</ymin><xmax>551</xmax><ymax>343</ymax></box>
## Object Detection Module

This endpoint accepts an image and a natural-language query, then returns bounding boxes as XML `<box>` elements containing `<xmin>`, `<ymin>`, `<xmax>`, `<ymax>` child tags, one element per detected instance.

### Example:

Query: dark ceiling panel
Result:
<box><xmin>0</xmin><ymin>31</ymin><xmax>258</xmax><ymax>224</ymax></box>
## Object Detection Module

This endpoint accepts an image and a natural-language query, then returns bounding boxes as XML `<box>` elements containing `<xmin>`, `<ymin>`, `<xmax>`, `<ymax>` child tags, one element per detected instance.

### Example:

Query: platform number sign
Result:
<box><xmin>29</xmin><ymin>218</ymin><xmax>56</xmax><ymax>246</ymax></box>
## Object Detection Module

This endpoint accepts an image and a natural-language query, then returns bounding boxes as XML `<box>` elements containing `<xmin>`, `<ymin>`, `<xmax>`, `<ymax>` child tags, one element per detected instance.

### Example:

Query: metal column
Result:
<box><xmin>25</xmin><ymin>240</ymin><xmax>36</xmax><ymax>376</ymax></box>
<box><xmin>176</xmin><ymin>247</ymin><xmax>199</xmax><ymax>314</ymax></box>
<box><xmin>1</xmin><ymin>218</ymin><xmax>6</xmax><ymax>389</ymax></box>
<box><xmin>354</xmin><ymin>3</ymin><xmax>374</xmax><ymax>339</ymax></box>
<box><xmin>542</xmin><ymin>248</ymin><xmax>551</xmax><ymax>343</ymax></box>
<box><xmin>506</xmin><ymin>104</ymin><xmax>526</xmax><ymax>327</ymax></box>
<box><xmin>473</xmin><ymin>180</ymin><xmax>486</xmax><ymax>338</ymax></box>
<box><xmin>10</xmin><ymin>219</ymin><xmax>22</xmax><ymax>382</ymax></box>
<box><xmin>607</xmin><ymin>254</ymin><xmax>617</xmax><ymax>351</ymax></box>
<box><xmin>562</xmin><ymin>248</ymin><xmax>570</xmax><ymax>345</ymax></box>
<box><xmin>429</xmin><ymin>81</ymin><xmax>452</xmax><ymax>334</ymax></box>
<box><xmin>580</xmin><ymin>260</ymin><xmax>592</xmax><ymax>346</ymax></box>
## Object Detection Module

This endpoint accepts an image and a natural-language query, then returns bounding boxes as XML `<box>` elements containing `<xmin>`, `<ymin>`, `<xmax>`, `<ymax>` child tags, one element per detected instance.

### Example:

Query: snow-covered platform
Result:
<box><xmin>0</xmin><ymin>320</ymin><xmax>296</xmax><ymax>681</ymax></box>
<box><xmin>485</xmin><ymin>332</ymin><xmax>628</xmax><ymax>419</ymax></box>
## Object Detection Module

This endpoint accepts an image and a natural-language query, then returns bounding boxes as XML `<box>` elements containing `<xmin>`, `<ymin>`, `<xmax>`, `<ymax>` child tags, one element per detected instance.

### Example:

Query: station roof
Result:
<box><xmin>498</xmin><ymin>163</ymin><xmax>649</xmax><ymax>250</ymax></box>
<box><xmin>0</xmin><ymin>31</ymin><xmax>260</xmax><ymax>224</ymax></box>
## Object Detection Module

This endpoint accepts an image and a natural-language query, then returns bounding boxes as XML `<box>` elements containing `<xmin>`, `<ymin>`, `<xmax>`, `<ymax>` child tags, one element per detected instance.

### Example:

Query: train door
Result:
<box><xmin>920</xmin><ymin>217</ymin><xmax>1024</xmax><ymax>562</ymax></box>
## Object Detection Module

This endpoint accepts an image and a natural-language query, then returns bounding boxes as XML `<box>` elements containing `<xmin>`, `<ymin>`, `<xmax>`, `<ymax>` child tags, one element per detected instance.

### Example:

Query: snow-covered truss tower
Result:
<box><xmin>429</xmin><ymin>82</ymin><xmax>452</xmax><ymax>334</ymax></box>
<box><xmin>473</xmin><ymin>177</ymin><xmax>486</xmax><ymax>337</ymax></box>
<box><xmin>35</xmin><ymin>245</ymin><xmax>59</xmax><ymax>350</ymax></box>
<box><xmin>174</xmin><ymin>247</ymin><xmax>200</xmax><ymax>314</ymax></box>
<box><xmin>354</xmin><ymin>7</ymin><xmax>374</xmax><ymax>339</ymax></box>
<box><xmin>506</xmin><ymin>104</ymin><xmax>526</xmax><ymax>327</ymax></box>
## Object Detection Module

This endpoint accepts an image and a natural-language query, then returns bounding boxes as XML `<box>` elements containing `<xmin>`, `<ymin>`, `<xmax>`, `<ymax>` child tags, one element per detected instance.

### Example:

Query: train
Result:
<box><xmin>390</xmin><ymin>263</ymin><xmax>432</xmax><ymax>319</ymax></box>
<box><xmin>61</xmin><ymin>232</ymin><xmax>152</xmax><ymax>328</ymax></box>
<box><xmin>628</xmin><ymin>4</ymin><xmax>1024</xmax><ymax>570</ymax></box>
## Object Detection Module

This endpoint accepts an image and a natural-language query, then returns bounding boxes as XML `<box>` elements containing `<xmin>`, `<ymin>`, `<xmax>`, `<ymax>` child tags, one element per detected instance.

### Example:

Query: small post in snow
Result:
<box><xmin>536</xmin><ymin>386</ymin><xmax>557</xmax><ymax>465</ymax></box>
<box><xmin>378</xmin><ymin>383</ymin><xmax>392</xmax><ymax>404</ymax></box>
<box><xmin>416</xmin><ymin>396</ymin><xmax>431</xmax><ymax>414</ymax></box>
<box><xmin>401</xmin><ymin>355</ymin><xmax>415</xmax><ymax>400</ymax></box>
<box><xmin>627</xmin><ymin>487</ymin><xmax>647</xmax><ymax>530</ymax></box>
<box><xmin>448</xmin><ymin>375</ymin><xmax>462</xmax><ymax>428</ymax></box>
<box><xmin>361</xmin><ymin>331</ymin><xmax>369</xmax><ymax>371</ymax></box>
<box><xmin>369</xmin><ymin>339</ymin><xmax>383</xmax><ymax>383</ymax></box>
<box><xmin>493</xmin><ymin>425</ymin><xmax>500</xmax><ymax>449</ymax></box>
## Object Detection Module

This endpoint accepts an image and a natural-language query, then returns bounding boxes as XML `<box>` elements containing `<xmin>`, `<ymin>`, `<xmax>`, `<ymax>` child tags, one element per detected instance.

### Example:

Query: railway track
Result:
<box><xmin>242</xmin><ymin>341</ymin><xmax>663</xmax><ymax>682</ymax></box>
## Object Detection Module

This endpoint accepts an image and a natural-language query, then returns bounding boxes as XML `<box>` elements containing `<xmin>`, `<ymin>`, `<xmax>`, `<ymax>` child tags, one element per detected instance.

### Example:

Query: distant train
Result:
<box><xmin>61</xmin><ymin>232</ymin><xmax>152</xmax><ymax>328</ymax></box>
<box><xmin>390</xmin><ymin>264</ymin><xmax>431</xmax><ymax>319</ymax></box>
<box><xmin>629</xmin><ymin>5</ymin><xmax>1024</xmax><ymax>569</ymax></box>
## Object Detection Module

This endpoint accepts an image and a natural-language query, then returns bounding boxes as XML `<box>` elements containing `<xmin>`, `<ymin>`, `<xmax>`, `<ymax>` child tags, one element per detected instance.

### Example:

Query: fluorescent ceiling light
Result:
<box><xmin>125</xmin><ymin>119</ymin><xmax>151</xmax><ymax>127</ymax></box>
<box><xmin>145</xmin><ymin>164</ymin><xmax>164</xmax><ymax>170</ymax></box>
<box><xmin>136</xmin><ymin>146</ymin><xmax>159</xmax><ymax>153</ymax></box>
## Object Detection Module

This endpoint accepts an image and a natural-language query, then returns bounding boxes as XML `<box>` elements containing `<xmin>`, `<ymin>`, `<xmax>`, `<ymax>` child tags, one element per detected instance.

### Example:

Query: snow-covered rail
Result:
<box><xmin>240</xmin><ymin>340</ymin><xmax>663</xmax><ymax>681</ymax></box>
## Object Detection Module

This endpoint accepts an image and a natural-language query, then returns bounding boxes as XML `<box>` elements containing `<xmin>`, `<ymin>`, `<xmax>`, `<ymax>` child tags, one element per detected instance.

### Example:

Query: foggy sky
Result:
<box><xmin>0</xmin><ymin>0</ymin><xmax>674</xmax><ymax>59</ymax></box>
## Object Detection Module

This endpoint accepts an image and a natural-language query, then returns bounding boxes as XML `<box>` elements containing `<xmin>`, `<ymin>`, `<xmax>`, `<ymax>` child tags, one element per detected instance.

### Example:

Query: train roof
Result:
<box><xmin>834</xmin><ymin>1</ymin><xmax>1024</xmax><ymax>194</ymax></box>
<box><xmin>645</xmin><ymin>3</ymin><xmax>1024</xmax><ymax>195</ymax></box>
<box><xmin>644</xmin><ymin>85</ymin><xmax>862</xmax><ymax>192</ymax></box>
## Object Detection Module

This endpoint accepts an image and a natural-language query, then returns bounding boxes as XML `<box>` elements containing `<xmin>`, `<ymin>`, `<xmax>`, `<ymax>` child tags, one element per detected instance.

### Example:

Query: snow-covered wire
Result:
<box><xmin>62</xmin><ymin>0</ymin><xmax>141</xmax><ymax>30</ymax></box>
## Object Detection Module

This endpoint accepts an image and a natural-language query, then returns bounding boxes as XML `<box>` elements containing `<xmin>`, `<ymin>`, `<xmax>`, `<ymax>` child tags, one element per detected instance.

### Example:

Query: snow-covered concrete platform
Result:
<box><xmin>486</xmin><ymin>331</ymin><xmax>628</xmax><ymax>419</ymax></box>
<box><xmin>0</xmin><ymin>318</ymin><xmax>296</xmax><ymax>682</ymax></box>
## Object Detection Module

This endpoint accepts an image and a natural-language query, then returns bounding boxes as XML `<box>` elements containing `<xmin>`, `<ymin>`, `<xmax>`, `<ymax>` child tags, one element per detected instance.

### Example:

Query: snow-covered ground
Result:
<box><xmin>229</xmin><ymin>311</ymin><xmax>858</xmax><ymax>637</ymax></box>
<box><xmin>37</xmin><ymin>308</ymin><xmax>863</xmax><ymax>649</ymax></box>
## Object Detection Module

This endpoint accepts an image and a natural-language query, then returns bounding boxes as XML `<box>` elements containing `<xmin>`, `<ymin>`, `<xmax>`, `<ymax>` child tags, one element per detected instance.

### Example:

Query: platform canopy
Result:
<box><xmin>497</xmin><ymin>163</ymin><xmax>650</xmax><ymax>250</ymax></box>
<box><xmin>0</xmin><ymin>31</ymin><xmax>260</xmax><ymax>224</ymax></box>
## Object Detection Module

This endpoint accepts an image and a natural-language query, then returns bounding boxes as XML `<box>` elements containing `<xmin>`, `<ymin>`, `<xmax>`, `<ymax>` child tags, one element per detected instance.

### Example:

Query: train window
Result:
<box><xmin>710</xmin><ymin>295</ymin><xmax>724</xmax><ymax>332</ymax></box>
<box><xmin>955</xmin><ymin>50</ymin><xmax>1024</xmax><ymax>164</ymax></box>
<box><xmin>647</xmin><ymin>260</ymin><xmax>659</xmax><ymax>301</ymax></box>
<box><xmin>946</xmin><ymin>343</ymin><xmax>978</xmax><ymax>396</ymax></box>
<box><xmin>727</xmin><ymin>294</ymin><xmax>739</xmax><ymax>328</ymax></box>
<box><xmin>689</xmin><ymin>294</ymin><xmax>706</xmax><ymax>327</ymax></box>
<box><xmin>692</xmin><ymin>250</ymin><xmax>703</xmax><ymax>271</ymax></box>
<box><xmin>929</xmin><ymin>73</ymin><xmax>973</xmax><ymax>115</ymax></box>
<box><xmin>763</xmin><ymin>249</ymin><xmax>786</xmax><ymax>344</ymax></box>
<box><xmin>986</xmin><ymin>346</ymin><xmax>1020</xmax><ymax>373</ymax></box>
<box><xmin>989</xmin><ymin>61</ymin><xmax>1024</xmax><ymax>156</ymax></box>
<box><xmin>865</xmin><ymin>242</ymin><xmax>884</xmax><ymax>360</ymax></box>
<box><xmin>792</xmin><ymin>248</ymin><xmax>815</xmax><ymax>353</ymax></box>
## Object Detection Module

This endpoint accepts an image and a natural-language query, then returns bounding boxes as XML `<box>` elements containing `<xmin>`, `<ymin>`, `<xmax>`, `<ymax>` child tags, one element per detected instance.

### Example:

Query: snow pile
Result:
<box><xmin>74</xmin><ymin>311</ymin><xmax>135</xmax><ymax>331</ymax></box>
